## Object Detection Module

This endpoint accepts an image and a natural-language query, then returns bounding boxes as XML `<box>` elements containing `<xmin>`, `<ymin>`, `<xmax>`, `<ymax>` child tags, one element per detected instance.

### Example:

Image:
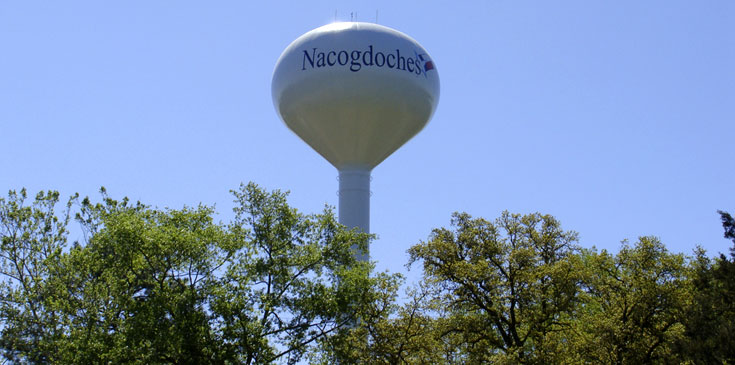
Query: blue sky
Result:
<box><xmin>1</xmin><ymin>1</ymin><xmax>733</xmax><ymax>282</ymax></box>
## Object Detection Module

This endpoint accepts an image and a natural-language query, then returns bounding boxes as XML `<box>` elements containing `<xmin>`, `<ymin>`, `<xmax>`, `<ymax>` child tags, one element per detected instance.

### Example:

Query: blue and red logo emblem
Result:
<box><xmin>416</xmin><ymin>52</ymin><xmax>434</xmax><ymax>73</ymax></box>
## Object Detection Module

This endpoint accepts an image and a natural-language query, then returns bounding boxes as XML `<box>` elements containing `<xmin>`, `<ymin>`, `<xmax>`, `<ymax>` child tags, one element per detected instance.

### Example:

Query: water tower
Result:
<box><xmin>272</xmin><ymin>22</ymin><xmax>440</xmax><ymax>261</ymax></box>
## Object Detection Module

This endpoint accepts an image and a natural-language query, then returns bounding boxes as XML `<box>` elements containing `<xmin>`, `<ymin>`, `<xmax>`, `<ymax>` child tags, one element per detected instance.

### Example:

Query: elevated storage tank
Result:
<box><xmin>272</xmin><ymin>22</ymin><xmax>440</xmax><ymax>261</ymax></box>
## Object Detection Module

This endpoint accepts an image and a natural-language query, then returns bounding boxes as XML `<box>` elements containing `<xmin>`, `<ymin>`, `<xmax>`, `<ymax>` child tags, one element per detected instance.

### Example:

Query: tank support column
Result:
<box><xmin>338</xmin><ymin>168</ymin><xmax>371</xmax><ymax>262</ymax></box>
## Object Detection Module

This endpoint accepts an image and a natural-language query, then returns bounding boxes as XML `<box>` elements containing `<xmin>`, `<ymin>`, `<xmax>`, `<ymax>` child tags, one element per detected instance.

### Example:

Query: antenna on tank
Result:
<box><xmin>376</xmin><ymin>10</ymin><xmax>379</xmax><ymax>23</ymax></box>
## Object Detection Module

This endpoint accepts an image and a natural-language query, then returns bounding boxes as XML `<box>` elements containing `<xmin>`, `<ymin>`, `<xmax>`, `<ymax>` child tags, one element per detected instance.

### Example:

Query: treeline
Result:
<box><xmin>0</xmin><ymin>184</ymin><xmax>733</xmax><ymax>364</ymax></box>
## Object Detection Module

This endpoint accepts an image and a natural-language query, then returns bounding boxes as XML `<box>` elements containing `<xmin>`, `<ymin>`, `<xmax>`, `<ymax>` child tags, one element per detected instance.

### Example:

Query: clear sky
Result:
<box><xmin>1</xmin><ymin>1</ymin><xmax>733</xmax><ymax>283</ymax></box>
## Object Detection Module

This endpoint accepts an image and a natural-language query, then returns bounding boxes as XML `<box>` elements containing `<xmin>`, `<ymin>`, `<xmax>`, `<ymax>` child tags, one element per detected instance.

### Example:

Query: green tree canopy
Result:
<box><xmin>575</xmin><ymin>238</ymin><xmax>689</xmax><ymax>364</ymax></box>
<box><xmin>2</xmin><ymin>187</ymin><xmax>734</xmax><ymax>364</ymax></box>
<box><xmin>0</xmin><ymin>183</ymin><xmax>393</xmax><ymax>364</ymax></box>
<box><xmin>406</xmin><ymin>211</ymin><xmax>583</xmax><ymax>364</ymax></box>
<box><xmin>678</xmin><ymin>210</ymin><xmax>735</xmax><ymax>363</ymax></box>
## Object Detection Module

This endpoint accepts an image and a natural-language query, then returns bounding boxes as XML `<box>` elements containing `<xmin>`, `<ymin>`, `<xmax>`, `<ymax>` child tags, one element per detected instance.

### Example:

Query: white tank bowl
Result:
<box><xmin>272</xmin><ymin>22</ymin><xmax>440</xmax><ymax>171</ymax></box>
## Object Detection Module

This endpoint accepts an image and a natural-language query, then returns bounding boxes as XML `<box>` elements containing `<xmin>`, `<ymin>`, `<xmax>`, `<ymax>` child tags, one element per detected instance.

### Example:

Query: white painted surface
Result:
<box><xmin>338</xmin><ymin>168</ymin><xmax>371</xmax><ymax>261</ymax></box>
<box><xmin>272</xmin><ymin>22</ymin><xmax>440</xmax><ymax>261</ymax></box>
<box><xmin>272</xmin><ymin>22</ymin><xmax>440</xmax><ymax>170</ymax></box>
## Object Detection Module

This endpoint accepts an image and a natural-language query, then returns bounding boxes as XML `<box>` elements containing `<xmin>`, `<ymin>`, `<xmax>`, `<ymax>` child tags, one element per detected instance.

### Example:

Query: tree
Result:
<box><xmin>0</xmin><ymin>183</ymin><xmax>385</xmax><ymax>364</ymax></box>
<box><xmin>57</xmin><ymin>191</ymin><xmax>235</xmax><ymax>363</ymax></box>
<box><xmin>677</xmin><ymin>211</ymin><xmax>735</xmax><ymax>363</ymax></box>
<box><xmin>209</xmin><ymin>183</ymin><xmax>386</xmax><ymax>364</ymax></box>
<box><xmin>719</xmin><ymin>210</ymin><xmax>735</xmax><ymax>245</ymax></box>
<box><xmin>6</xmin><ymin>186</ymin><xmax>732</xmax><ymax>363</ymax></box>
<box><xmin>312</xmin><ymin>279</ymin><xmax>454</xmax><ymax>365</ymax></box>
<box><xmin>575</xmin><ymin>237</ymin><xmax>688</xmax><ymax>364</ymax></box>
<box><xmin>0</xmin><ymin>189</ymin><xmax>75</xmax><ymax>363</ymax></box>
<box><xmin>407</xmin><ymin>211</ymin><xmax>583</xmax><ymax>363</ymax></box>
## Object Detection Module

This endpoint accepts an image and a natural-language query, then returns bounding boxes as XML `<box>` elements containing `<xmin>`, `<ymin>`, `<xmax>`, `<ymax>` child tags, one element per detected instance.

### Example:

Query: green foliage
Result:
<box><xmin>328</xmin><ymin>212</ymin><xmax>723</xmax><ymax>365</ymax></box>
<box><xmin>407</xmin><ymin>211</ymin><xmax>583</xmax><ymax>364</ymax></box>
<box><xmin>0</xmin><ymin>189</ymin><xmax>75</xmax><ymax>362</ymax></box>
<box><xmin>1</xmin><ymin>187</ymin><xmax>734</xmax><ymax>363</ymax></box>
<box><xmin>677</xmin><ymin>211</ymin><xmax>735</xmax><ymax>363</ymax></box>
<box><xmin>0</xmin><ymin>183</ymin><xmax>385</xmax><ymax>364</ymax></box>
<box><xmin>210</xmin><ymin>183</ymin><xmax>384</xmax><ymax>364</ymax></box>
<box><xmin>58</xmin><ymin>193</ymin><xmax>234</xmax><ymax>363</ymax></box>
<box><xmin>575</xmin><ymin>238</ymin><xmax>688</xmax><ymax>364</ymax></box>
<box><xmin>312</xmin><ymin>275</ymin><xmax>457</xmax><ymax>365</ymax></box>
<box><xmin>719</xmin><ymin>210</ymin><xmax>735</xmax><ymax>247</ymax></box>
